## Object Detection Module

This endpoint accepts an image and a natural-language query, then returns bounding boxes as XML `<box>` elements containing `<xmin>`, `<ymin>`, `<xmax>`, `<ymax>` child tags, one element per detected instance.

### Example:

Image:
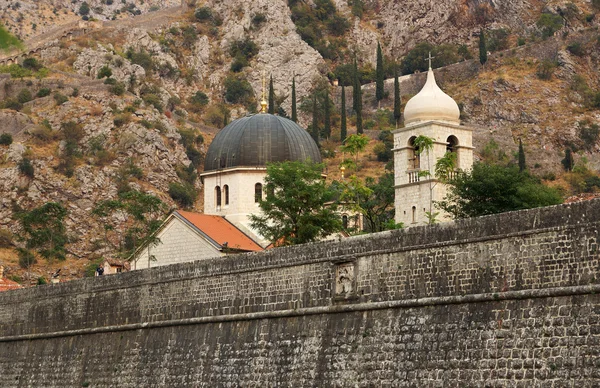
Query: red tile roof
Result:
<box><xmin>176</xmin><ymin>211</ymin><xmax>263</xmax><ymax>252</ymax></box>
<box><xmin>0</xmin><ymin>277</ymin><xmax>23</xmax><ymax>292</ymax></box>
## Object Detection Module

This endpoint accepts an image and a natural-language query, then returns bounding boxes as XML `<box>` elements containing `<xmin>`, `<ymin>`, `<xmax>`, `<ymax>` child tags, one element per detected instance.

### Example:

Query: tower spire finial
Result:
<box><xmin>260</xmin><ymin>70</ymin><xmax>267</xmax><ymax>113</ymax></box>
<box><xmin>426</xmin><ymin>51</ymin><xmax>435</xmax><ymax>70</ymax></box>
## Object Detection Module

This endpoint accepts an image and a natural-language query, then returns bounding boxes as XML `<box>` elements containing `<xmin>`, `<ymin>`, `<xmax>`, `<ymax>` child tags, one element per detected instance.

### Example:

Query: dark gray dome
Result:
<box><xmin>203</xmin><ymin>114</ymin><xmax>322</xmax><ymax>172</ymax></box>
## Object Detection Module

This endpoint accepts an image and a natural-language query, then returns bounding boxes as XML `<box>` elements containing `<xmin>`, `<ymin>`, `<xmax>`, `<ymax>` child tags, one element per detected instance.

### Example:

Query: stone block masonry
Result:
<box><xmin>1</xmin><ymin>199</ymin><xmax>600</xmax><ymax>387</ymax></box>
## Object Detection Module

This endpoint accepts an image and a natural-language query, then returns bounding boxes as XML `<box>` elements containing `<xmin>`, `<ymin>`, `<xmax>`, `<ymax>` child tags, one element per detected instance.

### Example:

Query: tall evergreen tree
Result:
<box><xmin>375</xmin><ymin>42</ymin><xmax>384</xmax><ymax>106</ymax></box>
<box><xmin>479</xmin><ymin>29</ymin><xmax>487</xmax><ymax>66</ymax></box>
<box><xmin>291</xmin><ymin>76</ymin><xmax>297</xmax><ymax>122</ymax></box>
<box><xmin>352</xmin><ymin>56</ymin><xmax>363</xmax><ymax>134</ymax></box>
<box><xmin>268</xmin><ymin>75</ymin><xmax>275</xmax><ymax>114</ymax></box>
<box><xmin>311</xmin><ymin>93</ymin><xmax>319</xmax><ymax>147</ymax></box>
<box><xmin>340</xmin><ymin>85</ymin><xmax>347</xmax><ymax>142</ymax></box>
<box><xmin>352</xmin><ymin>57</ymin><xmax>359</xmax><ymax>113</ymax></box>
<box><xmin>356</xmin><ymin>85</ymin><xmax>363</xmax><ymax>135</ymax></box>
<box><xmin>393</xmin><ymin>67</ymin><xmax>401</xmax><ymax>128</ymax></box>
<box><xmin>562</xmin><ymin>148</ymin><xmax>574</xmax><ymax>171</ymax></box>
<box><xmin>518</xmin><ymin>138</ymin><xmax>526</xmax><ymax>172</ymax></box>
<box><xmin>323</xmin><ymin>90</ymin><xmax>331</xmax><ymax>139</ymax></box>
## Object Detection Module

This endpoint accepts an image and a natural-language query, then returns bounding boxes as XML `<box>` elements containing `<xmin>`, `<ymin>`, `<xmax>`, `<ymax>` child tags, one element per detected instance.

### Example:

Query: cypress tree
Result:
<box><xmin>291</xmin><ymin>76</ymin><xmax>297</xmax><ymax>122</ymax></box>
<box><xmin>393</xmin><ymin>67</ymin><xmax>401</xmax><ymax>128</ymax></box>
<box><xmin>375</xmin><ymin>42</ymin><xmax>384</xmax><ymax>106</ymax></box>
<box><xmin>352</xmin><ymin>57</ymin><xmax>359</xmax><ymax>113</ymax></box>
<box><xmin>518</xmin><ymin>138</ymin><xmax>526</xmax><ymax>172</ymax></box>
<box><xmin>340</xmin><ymin>85</ymin><xmax>347</xmax><ymax>142</ymax></box>
<box><xmin>323</xmin><ymin>90</ymin><xmax>331</xmax><ymax>139</ymax></box>
<box><xmin>356</xmin><ymin>83</ymin><xmax>363</xmax><ymax>134</ymax></box>
<box><xmin>561</xmin><ymin>148</ymin><xmax>574</xmax><ymax>171</ymax></box>
<box><xmin>479</xmin><ymin>29</ymin><xmax>487</xmax><ymax>66</ymax></box>
<box><xmin>268</xmin><ymin>75</ymin><xmax>275</xmax><ymax>114</ymax></box>
<box><xmin>311</xmin><ymin>93</ymin><xmax>319</xmax><ymax>147</ymax></box>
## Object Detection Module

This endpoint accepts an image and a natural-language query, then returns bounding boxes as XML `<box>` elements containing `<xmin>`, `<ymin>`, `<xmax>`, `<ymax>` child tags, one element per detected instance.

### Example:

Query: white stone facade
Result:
<box><xmin>132</xmin><ymin>217</ymin><xmax>223</xmax><ymax>270</ymax></box>
<box><xmin>202</xmin><ymin>168</ymin><xmax>269</xmax><ymax>246</ymax></box>
<box><xmin>393</xmin><ymin>121</ymin><xmax>473</xmax><ymax>226</ymax></box>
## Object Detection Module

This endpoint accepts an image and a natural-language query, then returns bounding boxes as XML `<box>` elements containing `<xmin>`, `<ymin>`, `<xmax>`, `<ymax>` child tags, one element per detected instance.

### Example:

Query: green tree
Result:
<box><xmin>393</xmin><ymin>67</ymin><xmax>401</xmax><ymax>127</ymax></box>
<box><xmin>79</xmin><ymin>2</ymin><xmax>90</xmax><ymax>16</ymax></box>
<box><xmin>18</xmin><ymin>202</ymin><xmax>68</xmax><ymax>261</ymax></box>
<box><xmin>537</xmin><ymin>13</ymin><xmax>563</xmax><ymax>38</ymax></box>
<box><xmin>518</xmin><ymin>138</ymin><xmax>526</xmax><ymax>172</ymax></box>
<box><xmin>97</xmin><ymin>65</ymin><xmax>112</xmax><ymax>79</ymax></box>
<box><xmin>249</xmin><ymin>161</ymin><xmax>342</xmax><ymax>246</ymax></box>
<box><xmin>268</xmin><ymin>75</ymin><xmax>275</xmax><ymax>114</ymax></box>
<box><xmin>562</xmin><ymin>148</ymin><xmax>574</xmax><ymax>171</ymax></box>
<box><xmin>311</xmin><ymin>93</ymin><xmax>319</xmax><ymax>146</ymax></box>
<box><xmin>291</xmin><ymin>76</ymin><xmax>297</xmax><ymax>122</ymax></box>
<box><xmin>92</xmin><ymin>190</ymin><xmax>167</xmax><ymax>257</ymax></box>
<box><xmin>341</xmin><ymin>134</ymin><xmax>369</xmax><ymax>169</ymax></box>
<box><xmin>340</xmin><ymin>85</ymin><xmax>347</xmax><ymax>142</ymax></box>
<box><xmin>479</xmin><ymin>29</ymin><xmax>487</xmax><ymax>66</ymax></box>
<box><xmin>339</xmin><ymin>172</ymin><xmax>398</xmax><ymax>233</ymax></box>
<box><xmin>0</xmin><ymin>23</ymin><xmax>24</xmax><ymax>52</ymax></box>
<box><xmin>323</xmin><ymin>90</ymin><xmax>331</xmax><ymax>139</ymax></box>
<box><xmin>375</xmin><ymin>42</ymin><xmax>384</xmax><ymax>106</ymax></box>
<box><xmin>353</xmin><ymin>58</ymin><xmax>363</xmax><ymax>134</ymax></box>
<box><xmin>438</xmin><ymin>163</ymin><xmax>562</xmax><ymax>219</ymax></box>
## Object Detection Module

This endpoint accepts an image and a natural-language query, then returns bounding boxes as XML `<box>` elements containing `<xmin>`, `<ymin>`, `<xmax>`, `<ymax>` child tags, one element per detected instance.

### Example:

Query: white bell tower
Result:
<box><xmin>393</xmin><ymin>61</ymin><xmax>474</xmax><ymax>226</ymax></box>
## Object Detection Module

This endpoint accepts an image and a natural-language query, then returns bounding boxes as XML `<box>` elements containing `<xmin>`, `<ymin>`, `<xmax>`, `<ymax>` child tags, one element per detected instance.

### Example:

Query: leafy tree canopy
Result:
<box><xmin>249</xmin><ymin>161</ymin><xmax>342</xmax><ymax>246</ymax></box>
<box><xmin>337</xmin><ymin>172</ymin><xmax>400</xmax><ymax>233</ymax></box>
<box><xmin>437</xmin><ymin>163</ymin><xmax>562</xmax><ymax>219</ymax></box>
<box><xmin>18</xmin><ymin>202</ymin><xmax>68</xmax><ymax>261</ymax></box>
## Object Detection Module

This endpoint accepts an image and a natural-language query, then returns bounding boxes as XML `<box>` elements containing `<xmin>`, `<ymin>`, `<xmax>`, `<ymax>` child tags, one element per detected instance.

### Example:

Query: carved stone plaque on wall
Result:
<box><xmin>335</xmin><ymin>262</ymin><xmax>355</xmax><ymax>298</ymax></box>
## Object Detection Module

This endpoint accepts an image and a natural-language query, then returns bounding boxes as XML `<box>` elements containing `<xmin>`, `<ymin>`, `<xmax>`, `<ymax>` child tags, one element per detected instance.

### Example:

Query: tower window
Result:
<box><xmin>223</xmin><ymin>185</ymin><xmax>229</xmax><ymax>205</ymax></box>
<box><xmin>412</xmin><ymin>206</ymin><xmax>416</xmax><ymax>223</ymax></box>
<box><xmin>254</xmin><ymin>183</ymin><xmax>263</xmax><ymax>203</ymax></box>
<box><xmin>408</xmin><ymin>136</ymin><xmax>420</xmax><ymax>169</ymax></box>
<box><xmin>215</xmin><ymin>186</ymin><xmax>222</xmax><ymax>208</ymax></box>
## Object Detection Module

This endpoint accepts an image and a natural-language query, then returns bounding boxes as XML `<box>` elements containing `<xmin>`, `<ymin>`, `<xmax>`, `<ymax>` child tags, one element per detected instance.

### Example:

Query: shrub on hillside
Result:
<box><xmin>537</xmin><ymin>13</ymin><xmax>563</xmax><ymax>38</ymax></box>
<box><xmin>224</xmin><ymin>75</ymin><xmax>254</xmax><ymax>105</ymax></box>
<box><xmin>0</xmin><ymin>133</ymin><xmax>12</xmax><ymax>145</ymax></box>
<box><xmin>36</xmin><ymin>87</ymin><xmax>51</xmax><ymax>97</ymax></box>
<box><xmin>168</xmin><ymin>182</ymin><xmax>197</xmax><ymax>208</ymax></box>
<box><xmin>536</xmin><ymin>60</ymin><xmax>557</xmax><ymax>80</ymax></box>
<box><xmin>18</xmin><ymin>157</ymin><xmax>34</xmax><ymax>178</ymax></box>
<box><xmin>17</xmin><ymin>88</ymin><xmax>32</xmax><ymax>104</ymax></box>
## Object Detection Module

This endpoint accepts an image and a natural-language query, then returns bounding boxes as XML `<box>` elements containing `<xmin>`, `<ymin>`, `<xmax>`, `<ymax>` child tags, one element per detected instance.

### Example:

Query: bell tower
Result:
<box><xmin>393</xmin><ymin>61</ymin><xmax>474</xmax><ymax>226</ymax></box>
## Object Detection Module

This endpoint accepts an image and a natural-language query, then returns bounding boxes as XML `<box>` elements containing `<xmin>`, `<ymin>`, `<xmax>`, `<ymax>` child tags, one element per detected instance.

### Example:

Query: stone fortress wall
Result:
<box><xmin>0</xmin><ymin>199</ymin><xmax>599</xmax><ymax>387</ymax></box>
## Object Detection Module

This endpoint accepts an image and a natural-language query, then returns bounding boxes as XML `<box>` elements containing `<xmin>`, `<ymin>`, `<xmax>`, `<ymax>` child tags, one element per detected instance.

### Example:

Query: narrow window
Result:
<box><xmin>408</xmin><ymin>136</ymin><xmax>420</xmax><ymax>169</ymax></box>
<box><xmin>254</xmin><ymin>183</ymin><xmax>263</xmax><ymax>203</ymax></box>
<box><xmin>223</xmin><ymin>185</ymin><xmax>229</xmax><ymax>205</ymax></box>
<box><xmin>412</xmin><ymin>206</ymin><xmax>416</xmax><ymax>223</ymax></box>
<box><xmin>342</xmin><ymin>215</ymin><xmax>348</xmax><ymax>229</ymax></box>
<box><xmin>215</xmin><ymin>186</ymin><xmax>221</xmax><ymax>208</ymax></box>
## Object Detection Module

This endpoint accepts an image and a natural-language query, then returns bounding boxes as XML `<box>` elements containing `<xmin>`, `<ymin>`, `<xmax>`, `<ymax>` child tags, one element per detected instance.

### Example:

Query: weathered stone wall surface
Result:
<box><xmin>1</xmin><ymin>199</ymin><xmax>599</xmax><ymax>387</ymax></box>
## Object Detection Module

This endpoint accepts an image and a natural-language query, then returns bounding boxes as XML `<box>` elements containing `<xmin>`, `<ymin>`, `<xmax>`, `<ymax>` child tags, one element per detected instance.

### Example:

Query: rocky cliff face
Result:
<box><xmin>0</xmin><ymin>0</ymin><xmax>599</xmax><ymax>282</ymax></box>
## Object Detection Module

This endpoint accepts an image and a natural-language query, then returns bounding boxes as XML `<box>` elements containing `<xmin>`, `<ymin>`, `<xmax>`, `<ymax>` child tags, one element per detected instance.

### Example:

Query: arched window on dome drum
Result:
<box><xmin>254</xmin><ymin>183</ymin><xmax>263</xmax><ymax>203</ymax></box>
<box><xmin>215</xmin><ymin>186</ymin><xmax>222</xmax><ymax>209</ymax></box>
<box><xmin>223</xmin><ymin>185</ymin><xmax>229</xmax><ymax>205</ymax></box>
<box><xmin>408</xmin><ymin>136</ymin><xmax>420</xmax><ymax>170</ymax></box>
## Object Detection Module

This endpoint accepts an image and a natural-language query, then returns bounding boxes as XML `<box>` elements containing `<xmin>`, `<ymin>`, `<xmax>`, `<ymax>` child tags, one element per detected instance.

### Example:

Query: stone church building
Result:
<box><xmin>131</xmin><ymin>111</ymin><xmax>322</xmax><ymax>269</ymax></box>
<box><xmin>131</xmin><ymin>65</ymin><xmax>472</xmax><ymax>269</ymax></box>
<box><xmin>393</xmin><ymin>65</ymin><xmax>474</xmax><ymax>225</ymax></box>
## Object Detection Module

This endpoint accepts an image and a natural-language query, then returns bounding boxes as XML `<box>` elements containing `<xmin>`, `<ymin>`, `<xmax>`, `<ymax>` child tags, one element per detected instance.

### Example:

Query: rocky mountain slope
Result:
<box><xmin>0</xmin><ymin>0</ymin><xmax>599</xmax><ymax>285</ymax></box>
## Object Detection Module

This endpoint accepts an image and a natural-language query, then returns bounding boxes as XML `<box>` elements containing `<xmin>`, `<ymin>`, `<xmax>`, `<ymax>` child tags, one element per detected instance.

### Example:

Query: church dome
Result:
<box><xmin>203</xmin><ymin>114</ymin><xmax>322</xmax><ymax>172</ymax></box>
<box><xmin>403</xmin><ymin>68</ymin><xmax>460</xmax><ymax>126</ymax></box>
